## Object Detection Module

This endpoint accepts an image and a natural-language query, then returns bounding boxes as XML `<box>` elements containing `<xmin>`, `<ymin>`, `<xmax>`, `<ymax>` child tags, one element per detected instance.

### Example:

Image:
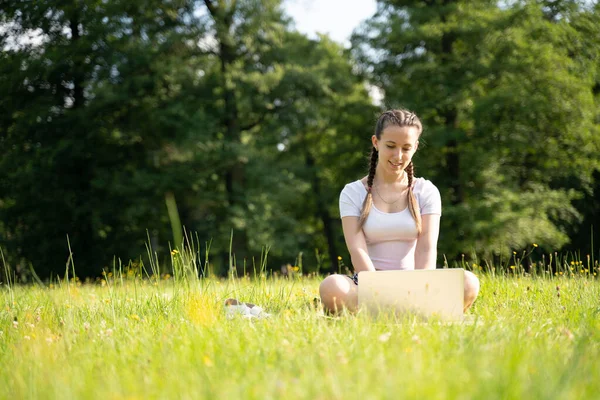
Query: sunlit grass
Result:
<box><xmin>1</xmin><ymin>265</ymin><xmax>599</xmax><ymax>399</ymax></box>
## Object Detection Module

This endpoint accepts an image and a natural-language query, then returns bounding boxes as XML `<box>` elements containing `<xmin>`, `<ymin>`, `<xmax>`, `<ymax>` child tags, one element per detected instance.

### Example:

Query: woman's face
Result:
<box><xmin>372</xmin><ymin>125</ymin><xmax>420</xmax><ymax>176</ymax></box>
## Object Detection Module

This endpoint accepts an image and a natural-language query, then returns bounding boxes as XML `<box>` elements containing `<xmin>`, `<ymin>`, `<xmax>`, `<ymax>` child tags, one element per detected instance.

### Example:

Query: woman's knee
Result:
<box><xmin>319</xmin><ymin>274</ymin><xmax>357</xmax><ymax>313</ymax></box>
<box><xmin>464</xmin><ymin>270</ymin><xmax>480</xmax><ymax>309</ymax></box>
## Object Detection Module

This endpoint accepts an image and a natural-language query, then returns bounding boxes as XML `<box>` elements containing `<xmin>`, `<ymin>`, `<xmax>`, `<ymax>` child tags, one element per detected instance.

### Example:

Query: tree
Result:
<box><xmin>247</xmin><ymin>32</ymin><xmax>377</xmax><ymax>273</ymax></box>
<box><xmin>558</xmin><ymin>2</ymin><xmax>600</xmax><ymax>259</ymax></box>
<box><xmin>0</xmin><ymin>0</ymin><xmax>200</xmax><ymax>278</ymax></box>
<box><xmin>188</xmin><ymin>0</ymin><xmax>292</xmax><ymax>270</ymax></box>
<box><xmin>181</xmin><ymin>1</ymin><xmax>378</xmax><ymax>274</ymax></box>
<box><xmin>0</xmin><ymin>0</ymin><xmax>400</xmax><ymax>279</ymax></box>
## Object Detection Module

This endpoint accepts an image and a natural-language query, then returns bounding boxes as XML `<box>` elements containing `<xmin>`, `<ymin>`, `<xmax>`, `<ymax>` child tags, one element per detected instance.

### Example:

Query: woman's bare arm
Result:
<box><xmin>414</xmin><ymin>214</ymin><xmax>441</xmax><ymax>270</ymax></box>
<box><xmin>341</xmin><ymin>217</ymin><xmax>376</xmax><ymax>272</ymax></box>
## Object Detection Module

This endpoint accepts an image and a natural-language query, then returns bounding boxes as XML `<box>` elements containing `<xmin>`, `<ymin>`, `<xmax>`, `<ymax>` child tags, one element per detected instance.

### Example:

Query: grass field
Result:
<box><xmin>1</xmin><ymin>266</ymin><xmax>599</xmax><ymax>399</ymax></box>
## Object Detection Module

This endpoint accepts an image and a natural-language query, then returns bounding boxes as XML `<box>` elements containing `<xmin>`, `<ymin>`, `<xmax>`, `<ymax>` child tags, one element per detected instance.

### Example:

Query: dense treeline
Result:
<box><xmin>1</xmin><ymin>0</ymin><xmax>599</xmax><ymax>279</ymax></box>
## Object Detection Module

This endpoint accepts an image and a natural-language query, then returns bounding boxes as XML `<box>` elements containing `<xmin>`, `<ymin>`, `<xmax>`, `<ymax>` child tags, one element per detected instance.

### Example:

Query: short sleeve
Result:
<box><xmin>339</xmin><ymin>183</ymin><xmax>362</xmax><ymax>218</ymax></box>
<box><xmin>418</xmin><ymin>180</ymin><xmax>442</xmax><ymax>216</ymax></box>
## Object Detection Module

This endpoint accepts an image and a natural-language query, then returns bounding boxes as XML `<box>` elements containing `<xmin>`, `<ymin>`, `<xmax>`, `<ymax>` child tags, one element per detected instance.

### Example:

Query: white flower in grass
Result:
<box><xmin>84</xmin><ymin>322</ymin><xmax>90</xmax><ymax>331</ymax></box>
<box><xmin>378</xmin><ymin>332</ymin><xmax>391</xmax><ymax>342</ymax></box>
<box><xmin>99</xmin><ymin>328</ymin><xmax>114</xmax><ymax>338</ymax></box>
<box><xmin>337</xmin><ymin>351</ymin><xmax>349</xmax><ymax>364</ymax></box>
<box><xmin>561</xmin><ymin>328</ymin><xmax>574</xmax><ymax>341</ymax></box>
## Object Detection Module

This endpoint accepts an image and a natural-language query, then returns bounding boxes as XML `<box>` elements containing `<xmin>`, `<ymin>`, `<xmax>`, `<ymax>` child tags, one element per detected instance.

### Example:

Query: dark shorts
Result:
<box><xmin>348</xmin><ymin>273</ymin><xmax>358</xmax><ymax>285</ymax></box>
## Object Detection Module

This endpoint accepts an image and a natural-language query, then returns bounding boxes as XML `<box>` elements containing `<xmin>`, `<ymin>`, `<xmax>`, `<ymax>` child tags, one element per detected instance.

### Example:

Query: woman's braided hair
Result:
<box><xmin>358</xmin><ymin>109</ymin><xmax>423</xmax><ymax>234</ymax></box>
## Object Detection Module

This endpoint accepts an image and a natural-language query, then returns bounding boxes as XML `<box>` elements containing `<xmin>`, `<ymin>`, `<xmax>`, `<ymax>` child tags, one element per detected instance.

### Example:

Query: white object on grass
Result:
<box><xmin>225</xmin><ymin>304</ymin><xmax>271</xmax><ymax>320</ymax></box>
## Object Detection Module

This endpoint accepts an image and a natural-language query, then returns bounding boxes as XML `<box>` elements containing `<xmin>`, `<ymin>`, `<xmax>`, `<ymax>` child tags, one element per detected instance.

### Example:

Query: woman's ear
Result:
<box><xmin>371</xmin><ymin>135</ymin><xmax>378</xmax><ymax>151</ymax></box>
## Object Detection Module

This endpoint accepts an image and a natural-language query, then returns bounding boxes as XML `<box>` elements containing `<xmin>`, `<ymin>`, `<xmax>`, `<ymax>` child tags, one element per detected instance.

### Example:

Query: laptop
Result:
<box><xmin>357</xmin><ymin>269</ymin><xmax>465</xmax><ymax>321</ymax></box>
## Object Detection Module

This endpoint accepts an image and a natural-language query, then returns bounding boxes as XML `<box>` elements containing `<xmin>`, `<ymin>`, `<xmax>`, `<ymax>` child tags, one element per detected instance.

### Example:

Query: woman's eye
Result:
<box><xmin>386</xmin><ymin>145</ymin><xmax>394</xmax><ymax>149</ymax></box>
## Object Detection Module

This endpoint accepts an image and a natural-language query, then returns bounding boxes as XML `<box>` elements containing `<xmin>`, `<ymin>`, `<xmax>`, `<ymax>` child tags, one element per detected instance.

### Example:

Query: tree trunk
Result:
<box><xmin>208</xmin><ymin>1</ymin><xmax>249</xmax><ymax>270</ymax></box>
<box><xmin>69</xmin><ymin>14</ymin><xmax>84</xmax><ymax>109</ymax></box>
<box><xmin>305</xmin><ymin>151</ymin><xmax>338</xmax><ymax>274</ymax></box>
<box><xmin>440</xmin><ymin>7</ymin><xmax>463</xmax><ymax>205</ymax></box>
<box><xmin>68</xmin><ymin>10</ymin><xmax>94</xmax><ymax>274</ymax></box>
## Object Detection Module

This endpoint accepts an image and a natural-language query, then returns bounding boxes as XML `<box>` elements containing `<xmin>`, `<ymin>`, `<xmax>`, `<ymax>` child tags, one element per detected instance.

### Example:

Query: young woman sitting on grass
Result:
<box><xmin>319</xmin><ymin>109</ymin><xmax>480</xmax><ymax>314</ymax></box>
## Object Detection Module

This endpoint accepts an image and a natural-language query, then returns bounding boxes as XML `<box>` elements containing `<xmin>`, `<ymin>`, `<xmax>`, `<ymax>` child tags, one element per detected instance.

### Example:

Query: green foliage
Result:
<box><xmin>0</xmin><ymin>0</ymin><xmax>202</xmax><ymax>277</ymax></box>
<box><xmin>243</xmin><ymin>32</ymin><xmax>377</xmax><ymax>272</ymax></box>
<box><xmin>1</xmin><ymin>0</ymin><xmax>599</xmax><ymax>278</ymax></box>
<box><xmin>163</xmin><ymin>3</ymin><xmax>377</xmax><ymax>273</ymax></box>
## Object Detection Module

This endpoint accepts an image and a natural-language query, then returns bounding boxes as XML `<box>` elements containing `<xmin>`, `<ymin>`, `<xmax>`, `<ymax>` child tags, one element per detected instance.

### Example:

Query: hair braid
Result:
<box><xmin>358</xmin><ymin>147</ymin><xmax>378</xmax><ymax>228</ymax></box>
<box><xmin>405</xmin><ymin>162</ymin><xmax>422</xmax><ymax>234</ymax></box>
<box><xmin>406</xmin><ymin>161</ymin><xmax>414</xmax><ymax>188</ymax></box>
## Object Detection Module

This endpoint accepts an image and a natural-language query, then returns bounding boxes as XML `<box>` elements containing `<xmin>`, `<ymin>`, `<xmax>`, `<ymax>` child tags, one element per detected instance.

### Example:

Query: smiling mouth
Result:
<box><xmin>389</xmin><ymin>161</ymin><xmax>403</xmax><ymax>167</ymax></box>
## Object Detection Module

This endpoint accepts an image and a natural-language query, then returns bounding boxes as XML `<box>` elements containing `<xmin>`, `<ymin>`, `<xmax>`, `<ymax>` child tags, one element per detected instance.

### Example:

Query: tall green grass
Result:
<box><xmin>1</xmin><ymin>241</ymin><xmax>599</xmax><ymax>399</ymax></box>
<box><xmin>1</xmin><ymin>268</ymin><xmax>599</xmax><ymax>399</ymax></box>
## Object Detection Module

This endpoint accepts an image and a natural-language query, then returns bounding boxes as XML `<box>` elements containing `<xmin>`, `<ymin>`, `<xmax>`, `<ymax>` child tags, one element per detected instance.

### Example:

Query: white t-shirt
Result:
<box><xmin>339</xmin><ymin>177</ymin><xmax>441</xmax><ymax>271</ymax></box>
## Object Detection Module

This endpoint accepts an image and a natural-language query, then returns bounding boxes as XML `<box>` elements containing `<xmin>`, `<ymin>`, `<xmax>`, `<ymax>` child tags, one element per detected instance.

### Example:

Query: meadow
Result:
<box><xmin>1</xmin><ymin>258</ymin><xmax>599</xmax><ymax>400</ymax></box>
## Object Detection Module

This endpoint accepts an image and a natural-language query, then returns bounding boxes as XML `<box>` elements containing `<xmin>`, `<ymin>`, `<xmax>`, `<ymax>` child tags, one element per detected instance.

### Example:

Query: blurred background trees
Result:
<box><xmin>1</xmin><ymin>0</ymin><xmax>598</xmax><ymax>279</ymax></box>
